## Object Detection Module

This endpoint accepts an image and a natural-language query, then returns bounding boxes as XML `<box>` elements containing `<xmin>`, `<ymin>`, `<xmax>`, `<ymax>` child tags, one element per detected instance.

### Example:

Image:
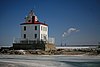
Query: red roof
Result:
<box><xmin>20</xmin><ymin>21</ymin><xmax>48</xmax><ymax>26</ymax></box>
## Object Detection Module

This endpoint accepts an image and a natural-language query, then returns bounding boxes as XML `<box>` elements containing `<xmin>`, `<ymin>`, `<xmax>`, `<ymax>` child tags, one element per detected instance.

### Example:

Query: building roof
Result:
<box><xmin>21</xmin><ymin>10</ymin><xmax>48</xmax><ymax>26</ymax></box>
<box><xmin>20</xmin><ymin>21</ymin><xmax>48</xmax><ymax>26</ymax></box>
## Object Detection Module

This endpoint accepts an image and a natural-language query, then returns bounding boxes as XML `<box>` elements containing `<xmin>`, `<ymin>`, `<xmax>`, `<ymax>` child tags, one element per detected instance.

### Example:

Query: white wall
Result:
<box><xmin>21</xmin><ymin>24</ymin><xmax>48</xmax><ymax>41</ymax></box>
<box><xmin>21</xmin><ymin>24</ymin><xmax>40</xmax><ymax>40</ymax></box>
<box><xmin>40</xmin><ymin>25</ymin><xmax>48</xmax><ymax>41</ymax></box>
<box><xmin>48</xmin><ymin>37</ymin><xmax>55</xmax><ymax>44</ymax></box>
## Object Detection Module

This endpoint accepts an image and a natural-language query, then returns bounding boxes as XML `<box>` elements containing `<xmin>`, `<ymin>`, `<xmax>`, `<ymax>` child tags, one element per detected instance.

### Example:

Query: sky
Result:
<box><xmin>0</xmin><ymin>0</ymin><xmax>100</xmax><ymax>46</ymax></box>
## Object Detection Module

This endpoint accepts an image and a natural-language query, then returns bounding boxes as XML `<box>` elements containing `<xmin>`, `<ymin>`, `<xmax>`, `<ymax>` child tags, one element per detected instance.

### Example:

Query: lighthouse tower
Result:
<box><xmin>20</xmin><ymin>10</ymin><xmax>48</xmax><ymax>42</ymax></box>
<box><xmin>13</xmin><ymin>10</ymin><xmax>55</xmax><ymax>50</ymax></box>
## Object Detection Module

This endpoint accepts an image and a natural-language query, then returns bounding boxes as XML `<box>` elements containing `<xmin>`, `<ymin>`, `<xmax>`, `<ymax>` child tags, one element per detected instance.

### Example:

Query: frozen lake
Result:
<box><xmin>0</xmin><ymin>55</ymin><xmax>100</xmax><ymax>67</ymax></box>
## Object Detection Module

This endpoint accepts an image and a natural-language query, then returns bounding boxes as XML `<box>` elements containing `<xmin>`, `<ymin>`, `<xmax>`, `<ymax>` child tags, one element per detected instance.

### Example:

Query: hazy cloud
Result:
<box><xmin>62</xmin><ymin>28</ymin><xmax>79</xmax><ymax>37</ymax></box>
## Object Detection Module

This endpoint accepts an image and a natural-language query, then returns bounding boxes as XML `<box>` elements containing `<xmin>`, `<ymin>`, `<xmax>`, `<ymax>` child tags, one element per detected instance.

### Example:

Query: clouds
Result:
<box><xmin>62</xmin><ymin>28</ymin><xmax>79</xmax><ymax>37</ymax></box>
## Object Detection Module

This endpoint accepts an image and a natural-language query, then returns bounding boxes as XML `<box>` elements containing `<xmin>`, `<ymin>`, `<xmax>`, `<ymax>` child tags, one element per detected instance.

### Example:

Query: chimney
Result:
<box><xmin>32</xmin><ymin>16</ymin><xmax>35</xmax><ymax>23</ymax></box>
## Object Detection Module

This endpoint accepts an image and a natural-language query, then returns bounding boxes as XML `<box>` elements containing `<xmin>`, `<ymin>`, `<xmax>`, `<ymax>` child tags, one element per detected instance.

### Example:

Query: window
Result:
<box><xmin>28</xmin><ymin>20</ymin><xmax>31</xmax><ymax>22</ymax></box>
<box><xmin>34</xmin><ymin>34</ymin><xmax>37</xmax><ymax>38</ymax></box>
<box><xmin>24</xmin><ymin>34</ymin><xmax>26</xmax><ymax>38</ymax></box>
<box><xmin>24</xmin><ymin>26</ymin><xmax>26</xmax><ymax>31</ymax></box>
<box><xmin>43</xmin><ymin>27</ymin><xmax>47</xmax><ymax>31</ymax></box>
<box><xmin>35</xmin><ymin>26</ymin><xmax>37</xmax><ymax>30</ymax></box>
<box><xmin>45</xmin><ymin>27</ymin><xmax>47</xmax><ymax>31</ymax></box>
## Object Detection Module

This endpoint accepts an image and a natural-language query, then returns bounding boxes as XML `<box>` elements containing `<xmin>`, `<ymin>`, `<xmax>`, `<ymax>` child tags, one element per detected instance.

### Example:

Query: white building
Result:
<box><xmin>13</xmin><ymin>10</ymin><xmax>55</xmax><ymax>50</ymax></box>
<box><xmin>48</xmin><ymin>37</ymin><xmax>55</xmax><ymax>44</ymax></box>
<box><xmin>20</xmin><ymin>10</ymin><xmax>48</xmax><ymax>42</ymax></box>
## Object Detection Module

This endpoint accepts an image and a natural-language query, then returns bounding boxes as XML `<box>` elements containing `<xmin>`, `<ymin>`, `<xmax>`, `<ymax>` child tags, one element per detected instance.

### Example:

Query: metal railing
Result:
<box><xmin>13</xmin><ymin>37</ymin><xmax>55</xmax><ymax>44</ymax></box>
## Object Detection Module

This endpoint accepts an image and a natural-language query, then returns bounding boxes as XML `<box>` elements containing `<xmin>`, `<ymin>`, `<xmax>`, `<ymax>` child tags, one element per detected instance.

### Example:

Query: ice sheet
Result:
<box><xmin>0</xmin><ymin>55</ymin><xmax>100</xmax><ymax>67</ymax></box>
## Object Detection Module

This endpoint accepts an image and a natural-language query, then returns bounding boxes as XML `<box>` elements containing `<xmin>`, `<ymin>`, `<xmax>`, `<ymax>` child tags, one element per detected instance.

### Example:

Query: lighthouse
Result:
<box><xmin>13</xmin><ymin>10</ymin><xmax>55</xmax><ymax>50</ymax></box>
<box><xmin>20</xmin><ymin>10</ymin><xmax>48</xmax><ymax>42</ymax></box>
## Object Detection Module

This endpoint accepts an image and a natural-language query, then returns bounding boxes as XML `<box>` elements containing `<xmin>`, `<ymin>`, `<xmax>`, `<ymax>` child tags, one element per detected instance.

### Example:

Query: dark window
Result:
<box><xmin>24</xmin><ymin>26</ymin><xmax>26</xmax><ymax>31</ymax></box>
<box><xmin>24</xmin><ymin>34</ymin><xmax>26</xmax><ymax>38</ymax></box>
<box><xmin>35</xmin><ymin>26</ymin><xmax>37</xmax><ymax>30</ymax></box>
<box><xmin>28</xmin><ymin>20</ymin><xmax>31</xmax><ymax>22</ymax></box>
<box><xmin>35</xmin><ymin>34</ymin><xmax>37</xmax><ymax>38</ymax></box>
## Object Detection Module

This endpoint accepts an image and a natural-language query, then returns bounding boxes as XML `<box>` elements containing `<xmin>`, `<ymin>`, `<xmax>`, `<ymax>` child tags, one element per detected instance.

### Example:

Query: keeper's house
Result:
<box><xmin>13</xmin><ymin>10</ymin><xmax>55</xmax><ymax>50</ymax></box>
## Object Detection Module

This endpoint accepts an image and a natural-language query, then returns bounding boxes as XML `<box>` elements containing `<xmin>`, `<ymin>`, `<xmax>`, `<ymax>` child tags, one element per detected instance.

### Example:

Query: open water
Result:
<box><xmin>0</xmin><ymin>55</ymin><xmax>100</xmax><ymax>67</ymax></box>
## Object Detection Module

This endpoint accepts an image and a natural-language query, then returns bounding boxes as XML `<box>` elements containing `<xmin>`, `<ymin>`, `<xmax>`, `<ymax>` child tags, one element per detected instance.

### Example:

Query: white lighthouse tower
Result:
<box><xmin>13</xmin><ymin>10</ymin><xmax>55</xmax><ymax>50</ymax></box>
<box><xmin>20</xmin><ymin>10</ymin><xmax>48</xmax><ymax>42</ymax></box>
